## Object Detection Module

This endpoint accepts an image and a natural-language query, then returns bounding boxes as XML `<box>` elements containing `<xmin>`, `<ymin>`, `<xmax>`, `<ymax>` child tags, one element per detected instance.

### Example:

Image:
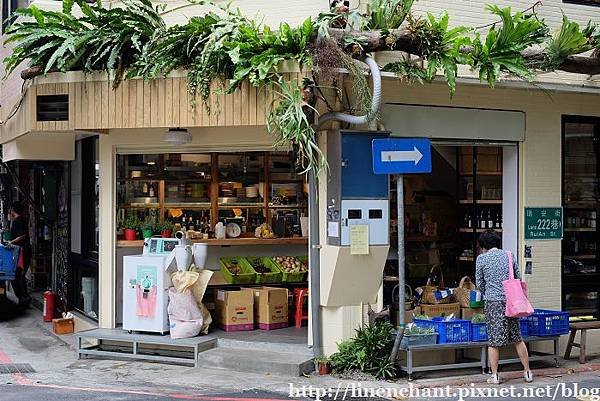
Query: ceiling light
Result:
<box><xmin>164</xmin><ymin>128</ymin><xmax>191</xmax><ymax>145</ymax></box>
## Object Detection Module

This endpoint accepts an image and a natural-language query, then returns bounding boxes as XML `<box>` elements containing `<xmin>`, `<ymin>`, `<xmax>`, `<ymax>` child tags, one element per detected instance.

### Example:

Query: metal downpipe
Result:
<box><xmin>308</xmin><ymin>56</ymin><xmax>382</xmax><ymax>358</ymax></box>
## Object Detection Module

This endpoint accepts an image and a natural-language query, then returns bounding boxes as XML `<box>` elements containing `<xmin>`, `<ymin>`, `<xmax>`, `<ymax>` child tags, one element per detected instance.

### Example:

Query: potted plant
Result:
<box><xmin>140</xmin><ymin>217</ymin><xmax>157</xmax><ymax>239</ymax></box>
<box><xmin>122</xmin><ymin>215</ymin><xmax>140</xmax><ymax>241</ymax></box>
<box><xmin>314</xmin><ymin>355</ymin><xmax>331</xmax><ymax>375</ymax></box>
<box><xmin>157</xmin><ymin>220</ymin><xmax>174</xmax><ymax>238</ymax></box>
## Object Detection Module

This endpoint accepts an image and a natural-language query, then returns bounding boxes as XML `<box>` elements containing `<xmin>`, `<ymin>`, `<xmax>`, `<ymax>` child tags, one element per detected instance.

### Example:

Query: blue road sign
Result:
<box><xmin>372</xmin><ymin>138</ymin><xmax>432</xmax><ymax>175</ymax></box>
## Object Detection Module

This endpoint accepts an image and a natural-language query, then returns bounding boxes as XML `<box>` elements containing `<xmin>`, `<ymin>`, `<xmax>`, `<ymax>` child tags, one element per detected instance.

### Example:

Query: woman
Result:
<box><xmin>475</xmin><ymin>230</ymin><xmax>532</xmax><ymax>384</ymax></box>
<box><xmin>9</xmin><ymin>201</ymin><xmax>32</xmax><ymax>307</ymax></box>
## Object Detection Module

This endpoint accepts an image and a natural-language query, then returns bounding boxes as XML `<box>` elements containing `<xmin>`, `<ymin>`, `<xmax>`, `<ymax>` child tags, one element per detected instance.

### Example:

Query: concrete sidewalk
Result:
<box><xmin>2</xmin><ymin>307</ymin><xmax>600</xmax><ymax>399</ymax></box>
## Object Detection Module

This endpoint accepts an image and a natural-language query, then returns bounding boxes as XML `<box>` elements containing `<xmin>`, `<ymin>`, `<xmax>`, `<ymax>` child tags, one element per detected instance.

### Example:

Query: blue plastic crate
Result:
<box><xmin>414</xmin><ymin>318</ymin><xmax>471</xmax><ymax>344</ymax></box>
<box><xmin>471</xmin><ymin>323</ymin><xmax>488</xmax><ymax>342</ymax></box>
<box><xmin>0</xmin><ymin>245</ymin><xmax>19</xmax><ymax>281</ymax></box>
<box><xmin>519</xmin><ymin>318</ymin><xmax>529</xmax><ymax>337</ymax></box>
<box><xmin>524</xmin><ymin>309</ymin><xmax>570</xmax><ymax>336</ymax></box>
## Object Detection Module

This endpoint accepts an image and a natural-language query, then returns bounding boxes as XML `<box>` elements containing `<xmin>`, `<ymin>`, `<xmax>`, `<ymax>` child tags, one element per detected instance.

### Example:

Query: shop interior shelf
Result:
<box><xmin>565</xmin><ymin>228</ymin><xmax>596</xmax><ymax>232</ymax></box>
<box><xmin>268</xmin><ymin>205</ymin><xmax>306</xmax><ymax>209</ymax></box>
<box><xmin>459</xmin><ymin>171</ymin><xmax>502</xmax><ymax>177</ymax></box>
<box><xmin>459</xmin><ymin>228</ymin><xmax>503</xmax><ymax>233</ymax></box>
<box><xmin>459</xmin><ymin>199</ymin><xmax>503</xmax><ymax>205</ymax></box>
<box><xmin>163</xmin><ymin>202</ymin><xmax>211</xmax><ymax>208</ymax></box>
<box><xmin>218</xmin><ymin>203</ymin><xmax>265</xmax><ymax>208</ymax></box>
<box><xmin>119</xmin><ymin>203</ymin><xmax>160</xmax><ymax>209</ymax></box>
<box><xmin>458</xmin><ymin>256</ymin><xmax>474</xmax><ymax>262</ymax></box>
<box><xmin>564</xmin><ymin>255</ymin><xmax>596</xmax><ymax>260</ymax></box>
<box><xmin>116</xmin><ymin>237</ymin><xmax>309</xmax><ymax>248</ymax></box>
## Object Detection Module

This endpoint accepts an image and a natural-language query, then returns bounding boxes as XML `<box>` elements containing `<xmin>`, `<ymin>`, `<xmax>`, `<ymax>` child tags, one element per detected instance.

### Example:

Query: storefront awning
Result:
<box><xmin>382</xmin><ymin>104</ymin><xmax>525</xmax><ymax>142</ymax></box>
<box><xmin>2</xmin><ymin>131</ymin><xmax>76</xmax><ymax>161</ymax></box>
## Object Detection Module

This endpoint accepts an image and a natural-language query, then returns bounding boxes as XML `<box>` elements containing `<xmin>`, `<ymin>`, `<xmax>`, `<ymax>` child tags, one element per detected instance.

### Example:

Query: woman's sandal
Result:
<box><xmin>487</xmin><ymin>374</ymin><xmax>501</xmax><ymax>384</ymax></box>
<box><xmin>524</xmin><ymin>370</ymin><xmax>533</xmax><ymax>383</ymax></box>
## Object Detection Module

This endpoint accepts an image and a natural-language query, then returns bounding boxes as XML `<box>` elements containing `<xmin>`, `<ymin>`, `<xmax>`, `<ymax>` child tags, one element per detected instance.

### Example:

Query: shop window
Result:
<box><xmin>562</xmin><ymin>116</ymin><xmax>600</xmax><ymax>319</ymax></box>
<box><xmin>81</xmin><ymin>137</ymin><xmax>99</xmax><ymax>255</ymax></box>
<box><xmin>563</xmin><ymin>0</ymin><xmax>600</xmax><ymax>5</ymax></box>
<box><xmin>1</xmin><ymin>0</ymin><xmax>18</xmax><ymax>33</ymax></box>
<box><xmin>116</xmin><ymin>151</ymin><xmax>306</xmax><ymax>241</ymax></box>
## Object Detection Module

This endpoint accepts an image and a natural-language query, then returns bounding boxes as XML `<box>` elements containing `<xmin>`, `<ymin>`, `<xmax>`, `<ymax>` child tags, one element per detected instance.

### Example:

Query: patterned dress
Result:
<box><xmin>475</xmin><ymin>248</ymin><xmax>523</xmax><ymax>347</ymax></box>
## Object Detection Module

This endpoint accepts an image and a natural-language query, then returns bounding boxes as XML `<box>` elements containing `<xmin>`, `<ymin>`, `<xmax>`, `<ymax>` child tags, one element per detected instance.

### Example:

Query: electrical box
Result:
<box><xmin>326</xmin><ymin>130</ymin><xmax>390</xmax><ymax>246</ymax></box>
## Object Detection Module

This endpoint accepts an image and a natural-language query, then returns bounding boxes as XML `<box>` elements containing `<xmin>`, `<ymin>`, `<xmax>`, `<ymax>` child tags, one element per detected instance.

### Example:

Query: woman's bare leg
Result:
<box><xmin>488</xmin><ymin>346</ymin><xmax>499</xmax><ymax>375</ymax></box>
<box><xmin>515</xmin><ymin>341</ymin><xmax>530</xmax><ymax>371</ymax></box>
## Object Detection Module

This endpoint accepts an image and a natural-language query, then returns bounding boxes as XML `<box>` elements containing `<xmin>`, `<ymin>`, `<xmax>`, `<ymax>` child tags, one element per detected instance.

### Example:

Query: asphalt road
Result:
<box><xmin>2</xmin><ymin>378</ymin><xmax>600</xmax><ymax>401</ymax></box>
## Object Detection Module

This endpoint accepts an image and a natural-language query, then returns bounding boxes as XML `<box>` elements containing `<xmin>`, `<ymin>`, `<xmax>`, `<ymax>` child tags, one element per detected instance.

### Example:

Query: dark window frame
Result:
<box><xmin>562</xmin><ymin>0</ymin><xmax>600</xmax><ymax>6</ymax></box>
<box><xmin>561</xmin><ymin>115</ymin><xmax>600</xmax><ymax>319</ymax></box>
<box><xmin>81</xmin><ymin>136</ymin><xmax>99</xmax><ymax>258</ymax></box>
<box><xmin>2</xmin><ymin>0</ymin><xmax>18</xmax><ymax>33</ymax></box>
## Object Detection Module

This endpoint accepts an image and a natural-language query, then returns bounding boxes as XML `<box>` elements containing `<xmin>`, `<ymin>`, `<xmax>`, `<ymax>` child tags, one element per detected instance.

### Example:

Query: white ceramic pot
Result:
<box><xmin>174</xmin><ymin>245</ymin><xmax>192</xmax><ymax>271</ymax></box>
<box><xmin>193</xmin><ymin>243</ymin><xmax>208</xmax><ymax>269</ymax></box>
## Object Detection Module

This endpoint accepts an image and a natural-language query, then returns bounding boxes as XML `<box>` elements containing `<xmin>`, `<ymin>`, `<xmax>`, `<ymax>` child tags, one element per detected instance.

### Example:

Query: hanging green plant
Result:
<box><xmin>266</xmin><ymin>79</ymin><xmax>325</xmax><ymax>175</ymax></box>
<box><xmin>546</xmin><ymin>15</ymin><xmax>593</xmax><ymax>70</ymax></box>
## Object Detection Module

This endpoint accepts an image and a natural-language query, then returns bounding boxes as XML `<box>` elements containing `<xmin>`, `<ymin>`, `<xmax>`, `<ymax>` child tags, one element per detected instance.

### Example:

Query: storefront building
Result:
<box><xmin>1</xmin><ymin>0</ymin><xmax>600</xmax><ymax>362</ymax></box>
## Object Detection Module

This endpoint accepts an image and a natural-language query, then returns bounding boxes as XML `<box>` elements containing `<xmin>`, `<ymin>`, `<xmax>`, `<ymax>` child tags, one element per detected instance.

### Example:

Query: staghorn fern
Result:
<box><xmin>546</xmin><ymin>15</ymin><xmax>593</xmax><ymax>69</ymax></box>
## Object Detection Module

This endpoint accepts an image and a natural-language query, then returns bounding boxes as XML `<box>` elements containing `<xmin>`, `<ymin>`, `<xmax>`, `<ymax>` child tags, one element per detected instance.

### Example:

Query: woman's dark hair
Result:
<box><xmin>478</xmin><ymin>230</ymin><xmax>501</xmax><ymax>250</ymax></box>
<box><xmin>10</xmin><ymin>201</ymin><xmax>25</xmax><ymax>215</ymax></box>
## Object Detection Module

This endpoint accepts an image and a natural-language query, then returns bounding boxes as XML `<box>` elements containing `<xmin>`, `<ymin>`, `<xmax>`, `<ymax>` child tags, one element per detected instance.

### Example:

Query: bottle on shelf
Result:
<box><xmin>495</xmin><ymin>210</ymin><xmax>502</xmax><ymax>229</ymax></box>
<box><xmin>487</xmin><ymin>209</ymin><xmax>493</xmax><ymax>229</ymax></box>
<box><xmin>479</xmin><ymin>209</ymin><xmax>486</xmax><ymax>229</ymax></box>
<box><xmin>149</xmin><ymin>184</ymin><xmax>155</xmax><ymax>198</ymax></box>
<box><xmin>188</xmin><ymin>216</ymin><xmax>195</xmax><ymax>231</ymax></box>
<box><xmin>467</xmin><ymin>211</ymin><xmax>472</xmax><ymax>228</ymax></box>
<box><xmin>142</xmin><ymin>182</ymin><xmax>148</xmax><ymax>195</ymax></box>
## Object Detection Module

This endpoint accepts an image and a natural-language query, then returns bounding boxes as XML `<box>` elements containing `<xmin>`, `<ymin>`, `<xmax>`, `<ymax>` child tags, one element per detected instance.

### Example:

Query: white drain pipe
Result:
<box><xmin>309</xmin><ymin>56</ymin><xmax>382</xmax><ymax>357</ymax></box>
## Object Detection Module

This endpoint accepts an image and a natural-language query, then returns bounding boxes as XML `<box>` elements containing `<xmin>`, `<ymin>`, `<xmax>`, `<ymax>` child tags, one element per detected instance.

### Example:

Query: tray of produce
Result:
<box><xmin>246</xmin><ymin>257</ymin><xmax>282</xmax><ymax>284</ymax></box>
<box><xmin>271</xmin><ymin>256</ymin><xmax>308</xmax><ymax>283</ymax></box>
<box><xmin>219</xmin><ymin>257</ymin><xmax>256</xmax><ymax>284</ymax></box>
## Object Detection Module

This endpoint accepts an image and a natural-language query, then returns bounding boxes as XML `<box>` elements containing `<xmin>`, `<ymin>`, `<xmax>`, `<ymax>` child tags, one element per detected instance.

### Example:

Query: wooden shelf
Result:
<box><xmin>460</xmin><ymin>228</ymin><xmax>503</xmax><ymax>233</ymax></box>
<box><xmin>565</xmin><ymin>228</ymin><xmax>596</xmax><ymax>232</ymax></box>
<box><xmin>564</xmin><ymin>255</ymin><xmax>596</xmax><ymax>260</ymax></box>
<box><xmin>564</xmin><ymin>201</ymin><xmax>597</xmax><ymax>209</ymax></box>
<box><xmin>459</xmin><ymin>199</ymin><xmax>502</xmax><ymax>205</ymax></box>
<box><xmin>405</xmin><ymin>235</ymin><xmax>438</xmax><ymax>242</ymax></box>
<box><xmin>459</xmin><ymin>171</ymin><xmax>502</xmax><ymax>177</ymax></box>
<box><xmin>119</xmin><ymin>203</ymin><xmax>160</xmax><ymax>209</ymax></box>
<box><xmin>117</xmin><ymin>237</ymin><xmax>308</xmax><ymax>248</ymax></box>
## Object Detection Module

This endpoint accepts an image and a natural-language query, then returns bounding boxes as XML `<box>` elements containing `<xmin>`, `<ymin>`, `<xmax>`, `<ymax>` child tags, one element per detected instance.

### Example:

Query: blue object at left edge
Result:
<box><xmin>372</xmin><ymin>138</ymin><xmax>432</xmax><ymax>175</ymax></box>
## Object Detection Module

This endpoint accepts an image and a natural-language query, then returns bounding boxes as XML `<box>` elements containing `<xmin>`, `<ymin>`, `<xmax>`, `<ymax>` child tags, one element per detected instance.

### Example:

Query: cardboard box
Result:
<box><xmin>253</xmin><ymin>287</ymin><xmax>289</xmax><ymax>330</ymax></box>
<box><xmin>215</xmin><ymin>288</ymin><xmax>254</xmax><ymax>332</ymax></box>
<box><xmin>461</xmin><ymin>307</ymin><xmax>484</xmax><ymax>321</ymax></box>
<box><xmin>52</xmin><ymin>318</ymin><xmax>74</xmax><ymax>335</ymax></box>
<box><xmin>391</xmin><ymin>306</ymin><xmax>421</xmax><ymax>326</ymax></box>
<box><xmin>420</xmin><ymin>302</ymin><xmax>460</xmax><ymax>318</ymax></box>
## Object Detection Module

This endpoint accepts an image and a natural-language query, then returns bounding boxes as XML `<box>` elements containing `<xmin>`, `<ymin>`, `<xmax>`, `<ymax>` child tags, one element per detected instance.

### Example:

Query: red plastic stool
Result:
<box><xmin>293</xmin><ymin>288</ymin><xmax>309</xmax><ymax>328</ymax></box>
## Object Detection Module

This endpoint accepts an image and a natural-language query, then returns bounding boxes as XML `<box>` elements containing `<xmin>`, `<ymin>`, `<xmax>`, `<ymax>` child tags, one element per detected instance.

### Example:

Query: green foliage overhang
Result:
<box><xmin>4</xmin><ymin>0</ymin><xmax>600</xmax><ymax>174</ymax></box>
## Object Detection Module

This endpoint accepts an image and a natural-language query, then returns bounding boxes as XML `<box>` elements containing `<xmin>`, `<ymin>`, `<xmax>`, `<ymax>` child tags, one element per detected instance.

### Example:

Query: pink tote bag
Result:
<box><xmin>502</xmin><ymin>251</ymin><xmax>534</xmax><ymax>318</ymax></box>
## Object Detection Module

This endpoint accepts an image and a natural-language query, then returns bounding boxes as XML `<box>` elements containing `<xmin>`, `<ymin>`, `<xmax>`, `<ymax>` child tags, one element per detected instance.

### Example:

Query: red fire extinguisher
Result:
<box><xmin>43</xmin><ymin>290</ymin><xmax>56</xmax><ymax>322</ymax></box>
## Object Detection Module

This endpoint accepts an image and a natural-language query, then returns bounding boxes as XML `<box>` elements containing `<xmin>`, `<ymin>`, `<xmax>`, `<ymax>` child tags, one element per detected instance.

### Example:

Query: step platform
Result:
<box><xmin>75</xmin><ymin>328</ymin><xmax>217</xmax><ymax>367</ymax></box>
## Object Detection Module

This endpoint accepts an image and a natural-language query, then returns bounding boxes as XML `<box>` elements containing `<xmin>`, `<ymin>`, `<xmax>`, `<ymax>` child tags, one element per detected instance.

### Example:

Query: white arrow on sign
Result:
<box><xmin>381</xmin><ymin>147</ymin><xmax>423</xmax><ymax>165</ymax></box>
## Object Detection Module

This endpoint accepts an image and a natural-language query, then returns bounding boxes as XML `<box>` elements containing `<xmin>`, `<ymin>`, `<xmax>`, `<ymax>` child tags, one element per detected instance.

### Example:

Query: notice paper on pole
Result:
<box><xmin>350</xmin><ymin>225</ymin><xmax>369</xmax><ymax>255</ymax></box>
<box><xmin>372</xmin><ymin>138</ymin><xmax>432</xmax><ymax>175</ymax></box>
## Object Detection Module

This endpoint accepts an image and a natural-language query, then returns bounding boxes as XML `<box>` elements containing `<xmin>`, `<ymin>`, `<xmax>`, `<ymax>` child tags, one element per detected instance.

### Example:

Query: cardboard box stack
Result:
<box><xmin>215</xmin><ymin>289</ymin><xmax>254</xmax><ymax>332</ymax></box>
<box><xmin>213</xmin><ymin>287</ymin><xmax>290</xmax><ymax>332</ymax></box>
<box><xmin>253</xmin><ymin>287</ymin><xmax>289</xmax><ymax>330</ymax></box>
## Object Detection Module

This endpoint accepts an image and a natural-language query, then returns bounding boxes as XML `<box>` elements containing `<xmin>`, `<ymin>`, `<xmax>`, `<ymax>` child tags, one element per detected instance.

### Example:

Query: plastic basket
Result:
<box><xmin>270</xmin><ymin>257</ymin><xmax>307</xmax><ymax>283</ymax></box>
<box><xmin>471</xmin><ymin>323</ymin><xmax>488</xmax><ymax>342</ymax></box>
<box><xmin>0</xmin><ymin>245</ymin><xmax>19</xmax><ymax>281</ymax></box>
<box><xmin>414</xmin><ymin>318</ymin><xmax>471</xmax><ymax>344</ymax></box>
<box><xmin>400</xmin><ymin>333</ymin><xmax>438</xmax><ymax>348</ymax></box>
<box><xmin>245</xmin><ymin>257</ymin><xmax>282</xmax><ymax>284</ymax></box>
<box><xmin>524</xmin><ymin>309</ymin><xmax>570</xmax><ymax>336</ymax></box>
<box><xmin>219</xmin><ymin>257</ymin><xmax>256</xmax><ymax>284</ymax></box>
<box><xmin>519</xmin><ymin>318</ymin><xmax>529</xmax><ymax>337</ymax></box>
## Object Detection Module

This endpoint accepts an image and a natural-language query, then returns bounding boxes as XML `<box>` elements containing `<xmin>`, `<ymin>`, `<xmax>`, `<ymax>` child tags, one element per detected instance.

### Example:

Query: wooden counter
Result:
<box><xmin>116</xmin><ymin>237</ymin><xmax>308</xmax><ymax>248</ymax></box>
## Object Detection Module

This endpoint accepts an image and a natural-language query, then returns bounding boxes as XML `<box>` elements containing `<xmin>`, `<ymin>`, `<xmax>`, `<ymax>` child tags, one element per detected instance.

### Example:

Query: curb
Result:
<box><xmin>412</xmin><ymin>363</ymin><xmax>600</xmax><ymax>388</ymax></box>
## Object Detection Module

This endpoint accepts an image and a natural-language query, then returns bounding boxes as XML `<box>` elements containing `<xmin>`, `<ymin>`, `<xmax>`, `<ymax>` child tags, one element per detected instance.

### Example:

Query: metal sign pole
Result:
<box><xmin>389</xmin><ymin>174</ymin><xmax>406</xmax><ymax>362</ymax></box>
<box><xmin>397</xmin><ymin>174</ymin><xmax>405</xmax><ymax>329</ymax></box>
